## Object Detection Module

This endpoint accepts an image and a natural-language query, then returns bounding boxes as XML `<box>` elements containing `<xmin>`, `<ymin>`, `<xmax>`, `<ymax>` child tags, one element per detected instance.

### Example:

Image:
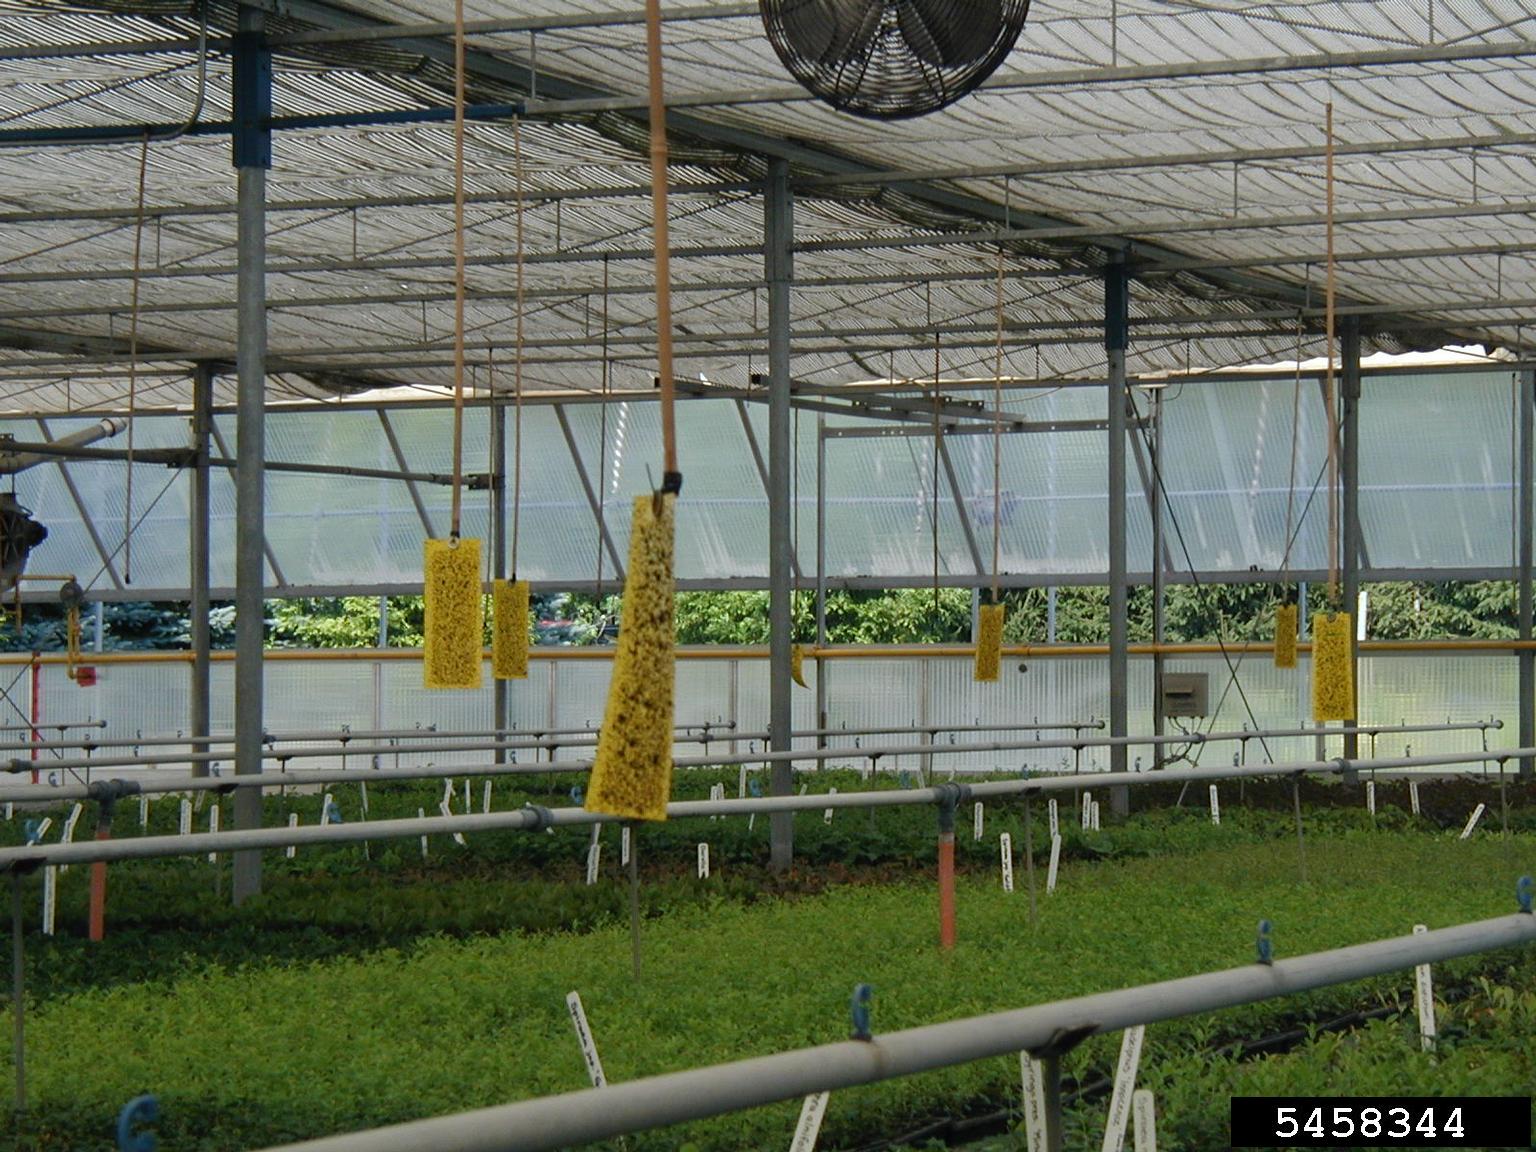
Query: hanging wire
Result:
<box><xmin>1280</xmin><ymin>308</ymin><xmax>1304</xmax><ymax>573</ymax></box>
<box><xmin>932</xmin><ymin>329</ymin><xmax>941</xmax><ymax>613</ymax></box>
<box><xmin>123</xmin><ymin>131</ymin><xmax>151</xmax><ymax>585</ymax></box>
<box><xmin>595</xmin><ymin>255</ymin><xmax>610</xmax><ymax>603</ymax></box>
<box><xmin>511</xmin><ymin>115</ymin><xmax>526</xmax><ymax>577</ymax></box>
<box><xmin>1324</xmin><ymin>101</ymin><xmax>1340</xmax><ymax>603</ymax></box>
<box><xmin>447</xmin><ymin>0</ymin><xmax>469</xmax><ymax>540</ymax></box>
<box><xmin>990</xmin><ymin>184</ymin><xmax>1007</xmax><ymax>606</ymax></box>
<box><xmin>645</xmin><ymin>0</ymin><xmax>679</xmax><ymax>488</ymax></box>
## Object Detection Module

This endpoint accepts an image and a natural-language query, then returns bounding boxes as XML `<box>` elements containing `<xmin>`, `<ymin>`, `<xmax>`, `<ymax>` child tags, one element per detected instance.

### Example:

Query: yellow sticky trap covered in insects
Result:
<box><xmin>1273</xmin><ymin>603</ymin><xmax>1298</xmax><ymax>669</ymax></box>
<box><xmin>791</xmin><ymin>644</ymin><xmax>808</xmax><ymax>688</ymax></box>
<box><xmin>587</xmin><ymin>493</ymin><xmax>677</xmax><ymax>822</ymax></box>
<box><xmin>973</xmin><ymin>602</ymin><xmax>1005</xmax><ymax>682</ymax></box>
<box><xmin>1311</xmin><ymin>611</ymin><xmax>1354</xmax><ymax>721</ymax></box>
<box><xmin>423</xmin><ymin>537</ymin><xmax>484</xmax><ymax>690</ymax></box>
<box><xmin>492</xmin><ymin>579</ymin><xmax>530</xmax><ymax>680</ymax></box>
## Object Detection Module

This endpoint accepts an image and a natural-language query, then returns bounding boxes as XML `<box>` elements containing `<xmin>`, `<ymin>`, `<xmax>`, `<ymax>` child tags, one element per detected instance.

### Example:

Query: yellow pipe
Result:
<box><xmin>6</xmin><ymin>637</ymin><xmax>1536</xmax><ymax>668</ymax></box>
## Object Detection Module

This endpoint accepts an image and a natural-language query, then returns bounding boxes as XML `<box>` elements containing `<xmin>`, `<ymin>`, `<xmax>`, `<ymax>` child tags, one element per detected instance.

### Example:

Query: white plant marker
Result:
<box><xmin>1460</xmin><ymin>802</ymin><xmax>1486</xmax><ymax>839</ymax></box>
<box><xmin>482</xmin><ymin>780</ymin><xmax>492</xmax><ymax>814</ymax></box>
<box><xmin>29</xmin><ymin>817</ymin><xmax>52</xmax><ymax>843</ymax></box>
<box><xmin>1412</xmin><ymin>923</ymin><xmax>1437</xmax><ymax>1052</ymax></box>
<box><xmin>3</xmin><ymin>803</ymin><xmax>9</xmax><ymax>821</ymax></box>
<box><xmin>359</xmin><ymin>780</ymin><xmax>369</xmax><ymax>818</ymax></box>
<box><xmin>824</xmin><ymin>787</ymin><xmax>838</xmax><ymax>824</ymax></box>
<box><xmin>1100</xmin><ymin>1025</ymin><xmax>1145</xmax><ymax>1152</ymax></box>
<box><xmin>178</xmin><ymin>797</ymin><xmax>192</xmax><ymax>837</ymax></box>
<box><xmin>621</xmin><ymin>825</ymin><xmax>631</xmax><ymax>868</ymax></box>
<box><xmin>441</xmin><ymin>779</ymin><xmax>454</xmax><ymax>811</ymax></box>
<box><xmin>418</xmin><ymin>806</ymin><xmax>428</xmax><ymax>859</ymax></box>
<box><xmin>973</xmin><ymin>800</ymin><xmax>984</xmax><ymax>841</ymax></box>
<box><xmin>438</xmin><ymin>795</ymin><xmax>466</xmax><ymax>846</ymax></box>
<box><xmin>1366</xmin><ymin>779</ymin><xmax>1376</xmax><ymax>816</ymax></box>
<box><xmin>1132</xmin><ymin>1089</ymin><xmax>1157</xmax><ymax>1152</ymax></box>
<box><xmin>286</xmin><ymin>813</ymin><xmax>299</xmax><ymax>859</ymax></box>
<box><xmin>463</xmin><ymin>779</ymin><xmax>470</xmax><ymax>813</ymax></box>
<box><xmin>738</xmin><ymin>764</ymin><xmax>748</xmax><ymax>798</ymax></box>
<box><xmin>1208</xmin><ymin>784</ymin><xmax>1221</xmax><ymax>825</ymax></box>
<box><xmin>58</xmin><ymin>802</ymin><xmax>83</xmax><ymax>873</ymax></box>
<box><xmin>790</xmin><ymin>1091</ymin><xmax>830</xmax><ymax>1152</ymax></box>
<box><xmin>1409</xmin><ymin>780</ymin><xmax>1421</xmax><ymax>815</ymax></box>
<box><xmin>999</xmin><ymin>833</ymin><xmax>1014</xmax><ymax>892</ymax></box>
<box><xmin>207</xmin><ymin>805</ymin><xmax>220</xmax><ymax>863</ymax></box>
<box><xmin>697</xmin><ymin>842</ymin><xmax>710</xmax><ymax>879</ymax></box>
<box><xmin>1089</xmin><ymin>800</ymin><xmax>1101</xmax><ymax>832</ymax></box>
<box><xmin>320</xmin><ymin>792</ymin><xmax>334</xmax><ymax>827</ymax></box>
<box><xmin>1046</xmin><ymin>834</ymin><xmax>1062</xmax><ymax>894</ymax></box>
<box><xmin>1019</xmin><ymin>1055</ymin><xmax>1046</xmax><ymax>1152</ymax></box>
<box><xmin>799</xmin><ymin>783</ymin><xmax>808</xmax><ymax>795</ymax></box>
<box><xmin>565</xmin><ymin>991</ymin><xmax>609</xmax><ymax>1088</ymax></box>
<box><xmin>137</xmin><ymin>795</ymin><xmax>148</xmax><ymax>829</ymax></box>
<box><xmin>1047</xmin><ymin>798</ymin><xmax>1058</xmax><ymax>839</ymax></box>
<box><xmin>1081</xmin><ymin>791</ymin><xmax>1092</xmax><ymax>829</ymax></box>
<box><xmin>586</xmin><ymin>842</ymin><xmax>602</xmax><ymax>886</ymax></box>
<box><xmin>41</xmin><ymin>867</ymin><xmax>56</xmax><ymax>936</ymax></box>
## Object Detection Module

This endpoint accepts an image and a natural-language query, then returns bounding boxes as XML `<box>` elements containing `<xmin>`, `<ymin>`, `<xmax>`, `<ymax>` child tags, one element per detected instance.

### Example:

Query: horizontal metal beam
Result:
<box><xmin>824</xmin><ymin>418</ymin><xmax>1111</xmax><ymax>438</ymax></box>
<box><xmin>268</xmin><ymin>2</ymin><xmax>757</xmax><ymax>45</ymax></box>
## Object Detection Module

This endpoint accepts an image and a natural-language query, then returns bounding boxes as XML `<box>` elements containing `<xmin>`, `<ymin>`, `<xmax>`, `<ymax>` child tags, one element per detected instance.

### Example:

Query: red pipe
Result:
<box><xmin>88</xmin><ymin>825</ymin><xmax>109</xmax><ymax>942</ymax></box>
<box><xmin>938</xmin><ymin>833</ymin><xmax>956</xmax><ymax>950</ymax></box>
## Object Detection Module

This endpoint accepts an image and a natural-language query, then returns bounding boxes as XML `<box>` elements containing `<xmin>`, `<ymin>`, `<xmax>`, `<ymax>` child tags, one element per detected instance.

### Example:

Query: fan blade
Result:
<box><xmin>897</xmin><ymin>0</ymin><xmax>1003</xmax><ymax>67</ymax></box>
<box><xmin>778</xmin><ymin>0</ymin><xmax>885</xmax><ymax>66</ymax></box>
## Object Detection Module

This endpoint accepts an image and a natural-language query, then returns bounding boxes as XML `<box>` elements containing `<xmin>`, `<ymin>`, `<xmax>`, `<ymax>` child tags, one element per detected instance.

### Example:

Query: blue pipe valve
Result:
<box><xmin>116</xmin><ymin>1094</ymin><xmax>159</xmax><ymax>1152</ymax></box>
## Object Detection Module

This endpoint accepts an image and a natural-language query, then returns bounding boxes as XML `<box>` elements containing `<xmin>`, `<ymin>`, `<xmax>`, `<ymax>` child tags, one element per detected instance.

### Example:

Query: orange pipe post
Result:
<box><xmin>935</xmin><ymin>784</ymin><xmax>964</xmax><ymax>951</ymax></box>
<box><xmin>88</xmin><ymin>830</ymin><xmax>109</xmax><ymax>943</ymax></box>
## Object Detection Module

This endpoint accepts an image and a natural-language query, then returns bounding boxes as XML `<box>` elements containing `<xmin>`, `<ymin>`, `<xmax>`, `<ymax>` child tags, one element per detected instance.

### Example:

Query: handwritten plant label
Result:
<box><xmin>1046</xmin><ymin>834</ymin><xmax>1062</xmax><ymax>894</ymax></box>
<box><xmin>1460</xmin><ymin>802</ymin><xmax>1486</xmax><ymax>839</ymax></box>
<box><xmin>566</xmin><ymin>991</ymin><xmax>608</xmax><ymax>1088</ymax></box>
<box><xmin>697</xmin><ymin>842</ymin><xmax>710</xmax><ymax>879</ymax></box>
<box><xmin>138</xmin><ymin>795</ymin><xmax>149</xmax><ymax>829</ymax></box>
<box><xmin>621</xmin><ymin>825</ymin><xmax>631</xmax><ymax>868</ymax></box>
<box><xmin>1101</xmin><ymin>1025</ymin><xmax>1145</xmax><ymax>1152</ymax></box>
<box><xmin>1132</xmin><ymin>1089</ymin><xmax>1157</xmax><ymax>1152</ymax></box>
<box><xmin>1366</xmin><ymin>779</ymin><xmax>1376</xmax><ymax>815</ymax></box>
<box><xmin>974</xmin><ymin>800</ymin><xmax>984</xmax><ymax>840</ymax></box>
<box><xmin>418</xmin><ymin>806</ymin><xmax>428</xmax><ymax>858</ymax></box>
<box><xmin>586</xmin><ymin>842</ymin><xmax>601</xmax><ymax>886</ymax></box>
<box><xmin>825</xmin><ymin>787</ymin><xmax>838</xmax><ymax>824</ymax></box>
<box><xmin>1409</xmin><ymin>780</ymin><xmax>1421</xmax><ymax>815</ymax></box>
<box><xmin>1412</xmin><ymin>923</ymin><xmax>1436</xmax><ymax>1051</ymax></box>
<box><xmin>1048</xmin><ymin>798</ymin><xmax>1058</xmax><ymax>838</ymax></box>
<box><xmin>286</xmin><ymin>813</ymin><xmax>299</xmax><ymax>859</ymax></box>
<box><xmin>1089</xmin><ymin>800</ymin><xmax>1101</xmax><ymax>832</ymax></box>
<box><xmin>790</xmin><ymin>1091</ymin><xmax>830</xmax><ymax>1152</ymax></box>
<box><xmin>42</xmin><ymin>866</ymin><xmax>56</xmax><ymax>936</ymax></box>
<box><xmin>178</xmin><ymin>798</ymin><xmax>192</xmax><ymax>837</ymax></box>
<box><xmin>1081</xmin><ymin>791</ymin><xmax>1092</xmax><ymax>829</ymax></box>
<box><xmin>482</xmin><ymin>780</ymin><xmax>492</xmax><ymax>814</ymax></box>
<box><xmin>207</xmin><ymin>805</ymin><xmax>220</xmax><ymax>863</ymax></box>
<box><xmin>438</xmin><ymin>796</ymin><xmax>467</xmax><ymax>846</ymax></box>
<box><xmin>320</xmin><ymin>792</ymin><xmax>335</xmax><ymax>827</ymax></box>
<box><xmin>1020</xmin><ymin>1055</ymin><xmax>1046</xmax><ymax>1151</ymax></box>
<box><xmin>58</xmin><ymin>802</ymin><xmax>84</xmax><ymax>873</ymax></box>
<box><xmin>1208</xmin><ymin>784</ymin><xmax>1221</xmax><ymax>825</ymax></box>
<box><xmin>999</xmin><ymin>833</ymin><xmax>1014</xmax><ymax>892</ymax></box>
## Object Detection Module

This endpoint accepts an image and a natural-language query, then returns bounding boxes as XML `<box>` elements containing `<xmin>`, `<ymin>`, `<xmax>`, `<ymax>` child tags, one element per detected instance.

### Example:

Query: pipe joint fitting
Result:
<box><xmin>521</xmin><ymin>803</ymin><xmax>556</xmax><ymax>831</ymax></box>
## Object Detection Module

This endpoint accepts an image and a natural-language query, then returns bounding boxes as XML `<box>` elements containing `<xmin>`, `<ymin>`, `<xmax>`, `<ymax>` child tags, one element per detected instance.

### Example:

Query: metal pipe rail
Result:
<box><xmin>0</xmin><ymin>723</ymin><xmax>1509</xmax><ymax>805</ymax></box>
<box><xmin>0</xmin><ymin>721</ymin><xmax>105</xmax><ymax>736</ymax></box>
<box><xmin>3</xmin><ymin>749</ymin><xmax>1532</xmax><ymax>872</ymax></box>
<box><xmin>248</xmin><ymin>911</ymin><xmax>1536</xmax><ymax>1152</ymax></box>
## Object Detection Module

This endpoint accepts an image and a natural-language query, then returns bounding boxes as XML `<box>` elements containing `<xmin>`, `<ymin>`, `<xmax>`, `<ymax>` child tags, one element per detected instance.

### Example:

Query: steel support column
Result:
<box><xmin>1341</xmin><ymin>318</ymin><xmax>1361</xmax><ymax>759</ymax></box>
<box><xmin>231</xmin><ymin>6</ymin><xmax>271</xmax><ymax>904</ymax></box>
<box><xmin>1106</xmin><ymin>259</ymin><xmax>1130</xmax><ymax>812</ymax></box>
<box><xmin>815</xmin><ymin>414</ymin><xmax>828</xmax><ymax>743</ymax></box>
<box><xmin>190</xmin><ymin>363</ymin><xmax>214</xmax><ymax>777</ymax></box>
<box><xmin>1150</xmin><ymin>386</ymin><xmax>1166</xmax><ymax>762</ymax></box>
<box><xmin>766</xmin><ymin>157</ymin><xmax>794</xmax><ymax>871</ymax></box>
<box><xmin>491</xmin><ymin>401</ymin><xmax>508</xmax><ymax>764</ymax></box>
<box><xmin>1520</xmin><ymin>367</ymin><xmax>1534</xmax><ymax>780</ymax></box>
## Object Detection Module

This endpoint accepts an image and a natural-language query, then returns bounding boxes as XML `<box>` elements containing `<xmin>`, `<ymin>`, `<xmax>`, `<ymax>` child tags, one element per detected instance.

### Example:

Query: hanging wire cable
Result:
<box><xmin>511</xmin><ymin>115</ymin><xmax>526</xmax><ymax>577</ymax></box>
<box><xmin>1324</xmin><ymin>101</ymin><xmax>1340</xmax><ymax>603</ymax></box>
<box><xmin>595</xmin><ymin>256</ymin><xmax>610</xmax><ymax>604</ymax></box>
<box><xmin>990</xmin><ymin>194</ymin><xmax>1006</xmax><ymax>606</ymax></box>
<box><xmin>447</xmin><ymin>0</ymin><xmax>470</xmax><ymax>540</ymax></box>
<box><xmin>123</xmin><ymin>131</ymin><xmax>150</xmax><ymax>585</ymax></box>
<box><xmin>932</xmin><ymin>329</ymin><xmax>941</xmax><ymax>613</ymax></box>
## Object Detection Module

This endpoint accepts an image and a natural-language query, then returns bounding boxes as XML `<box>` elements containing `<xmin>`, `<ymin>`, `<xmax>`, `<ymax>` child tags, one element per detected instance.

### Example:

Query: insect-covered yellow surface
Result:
<box><xmin>423</xmin><ymin>537</ymin><xmax>483</xmax><ymax>690</ymax></box>
<box><xmin>791</xmin><ymin>644</ymin><xmax>808</xmax><ymax>688</ymax></box>
<box><xmin>973</xmin><ymin>602</ymin><xmax>1005</xmax><ymax>682</ymax></box>
<box><xmin>587</xmin><ymin>493</ymin><xmax>677</xmax><ymax>822</ymax></box>
<box><xmin>1273</xmin><ymin>602</ymin><xmax>1298</xmax><ymax>669</ymax></box>
<box><xmin>1311</xmin><ymin>610</ymin><xmax>1355</xmax><ymax>721</ymax></box>
<box><xmin>492</xmin><ymin>579</ymin><xmax>530</xmax><ymax>680</ymax></box>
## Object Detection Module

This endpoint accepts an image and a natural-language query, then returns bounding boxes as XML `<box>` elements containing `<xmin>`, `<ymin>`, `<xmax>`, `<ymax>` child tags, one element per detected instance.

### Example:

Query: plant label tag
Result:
<box><xmin>565</xmin><ymin>991</ymin><xmax>608</xmax><ymax>1088</ymax></box>
<box><xmin>3</xmin><ymin>803</ymin><xmax>9</xmax><ymax>821</ymax></box>
<box><xmin>1413</xmin><ymin>923</ymin><xmax>1436</xmax><ymax>1051</ymax></box>
<box><xmin>1090</xmin><ymin>800</ymin><xmax>1100</xmax><ymax>832</ymax></box>
<box><xmin>1365</xmin><ymin>779</ymin><xmax>1376</xmax><ymax>815</ymax></box>
<box><xmin>586</xmin><ymin>842</ymin><xmax>601</xmax><ymax>886</ymax></box>
<box><xmin>441</xmin><ymin>779</ymin><xmax>454</xmax><ymax>810</ymax></box>
<box><xmin>138</xmin><ymin>795</ymin><xmax>148</xmax><ymax>828</ymax></box>
<box><xmin>418</xmin><ymin>807</ymin><xmax>428</xmax><ymax>858</ymax></box>
<box><xmin>320</xmin><ymin>792</ymin><xmax>334</xmax><ymax>828</ymax></box>
<box><xmin>697</xmin><ymin>842</ymin><xmax>710</xmax><ymax>879</ymax></box>
<box><xmin>360</xmin><ymin>780</ymin><xmax>369</xmax><ymax>818</ymax></box>
<box><xmin>974</xmin><ymin>801</ymin><xmax>984</xmax><ymax>841</ymax></box>
<box><xmin>621</xmin><ymin>826</ymin><xmax>631</xmax><ymax>868</ymax></box>
<box><xmin>799</xmin><ymin>784</ymin><xmax>808</xmax><ymax>795</ymax></box>
<box><xmin>438</xmin><ymin>799</ymin><xmax>467</xmax><ymax>846</ymax></box>
<box><xmin>1132</xmin><ymin>1089</ymin><xmax>1157</xmax><ymax>1152</ymax></box>
<box><xmin>738</xmin><ymin>765</ymin><xmax>748</xmax><ymax>798</ymax></box>
<box><xmin>1459</xmin><ymin>802</ymin><xmax>1485</xmax><ymax>839</ymax></box>
<box><xmin>42</xmin><ymin>866</ymin><xmax>56</xmax><ymax>936</ymax></box>
<box><xmin>1409</xmin><ymin>780</ymin><xmax>1421</xmax><ymax>815</ymax></box>
<box><xmin>59</xmin><ymin>802</ymin><xmax>83</xmax><ymax>872</ymax></box>
<box><xmin>30</xmin><ymin>817</ymin><xmax>52</xmax><ymax>843</ymax></box>
<box><xmin>999</xmin><ymin>833</ymin><xmax>1014</xmax><ymax>892</ymax></box>
<box><xmin>286</xmin><ymin>813</ymin><xmax>299</xmax><ymax>859</ymax></box>
<box><xmin>824</xmin><ymin>787</ymin><xmax>838</xmax><ymax>824</ymax></box>
<box><xmin>1020</xmin><ymin>1055</ymin><xmax>1046</xmax><ymax>1151</ymax></box>
<box><xmin>1208</xmin><ymin>784</ymin><xmax>1220</xmax><ymax>825</ymax></box>
<box><xmin>1101</xmin><ymin>1024</ymin><xmax>1145</xmax><ymax>1152</ymax></box>
<box><xmin>1046</xmin><ymin>834</ymin><xmax>1062</xmax><ymax>895</ymax></box>
<box><xmin>1081</xmin><ymin>791</ymin><xmax>1091</xmax><ymax>829</ymax></box>
<box><xmin>1048</xmin><ymin>798</ymin><xmax>1058</xmax><ymax>839</ymax></box>
<box><xmin>482</xmin><ymin>780</ymin><xmax>492</xmax><ymax>814</ymax></box>
<box><xmin>207</xmin><ymin>805</ymin><xmax>220</xmax><ymax>862</ymax></box>
<box><xmin>463</xmin><ymin>780</ymin><xmax>470</xmax><ymax>813</ymax></box>
<box><xmin>179</xmin><ymin>798</ymin><xmax>192</xmax><ymax>837</ymax></box>
<box><xmin>790</xmin><ymin>1092</ymin><xmax>830</xmax><ymax>1152</ymax></box>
